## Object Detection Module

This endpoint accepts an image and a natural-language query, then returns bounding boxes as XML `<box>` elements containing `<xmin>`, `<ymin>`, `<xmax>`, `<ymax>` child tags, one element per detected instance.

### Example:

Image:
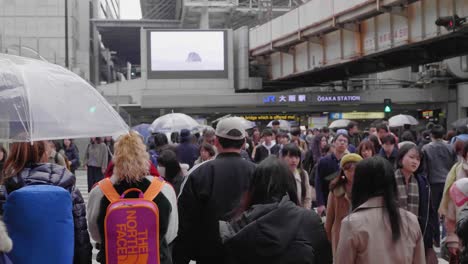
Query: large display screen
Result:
<box><xmin>147</xmin><ymin>30</ymin><xmax>228</xmax><ymax>79</ymax></box>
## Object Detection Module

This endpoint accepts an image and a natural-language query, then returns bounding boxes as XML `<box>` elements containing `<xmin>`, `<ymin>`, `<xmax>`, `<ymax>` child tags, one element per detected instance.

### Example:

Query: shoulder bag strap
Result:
<box><xmin>98</xmin><ymin>178</ymin><xmax>120</xmax><ymax>203</ymax></box>
<box><xmin>144</xmin><ymin>177</ymin><xmax>165</xmax><ymax>201</ymax></box>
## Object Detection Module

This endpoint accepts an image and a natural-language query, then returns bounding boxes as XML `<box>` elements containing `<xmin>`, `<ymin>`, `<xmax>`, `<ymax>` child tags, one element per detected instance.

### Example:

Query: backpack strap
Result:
<box><xmin>98</xmin><ymin>178</ymin><xmax>120</xmax><ymax>203</ymax></box>
<box><xmin>144</xmin><ymin>177</ymin><xmax>165</xmax><ymax>201</ymax></box>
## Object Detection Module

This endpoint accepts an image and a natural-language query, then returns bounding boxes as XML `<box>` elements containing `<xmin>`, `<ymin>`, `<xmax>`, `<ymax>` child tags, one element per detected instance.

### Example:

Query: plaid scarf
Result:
<box><xmin>395</xmin><ymin>169</ymin><xmax>419</xmax><ymax>216</ymax></box>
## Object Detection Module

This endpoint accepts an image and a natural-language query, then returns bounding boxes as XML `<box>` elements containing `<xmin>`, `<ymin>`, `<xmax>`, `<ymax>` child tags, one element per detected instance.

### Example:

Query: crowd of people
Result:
<box><xmin>2</xmin><ymin>117</ymin><xmax>468</xmax><ymax>263</ymax></box>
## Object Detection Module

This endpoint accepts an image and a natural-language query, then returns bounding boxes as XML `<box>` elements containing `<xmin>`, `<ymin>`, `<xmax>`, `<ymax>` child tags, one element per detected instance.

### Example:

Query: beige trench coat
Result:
<box><xmin>335</xmin><ymin>196</ymin><xmax>426</xmax><ymax>264</ymax></box>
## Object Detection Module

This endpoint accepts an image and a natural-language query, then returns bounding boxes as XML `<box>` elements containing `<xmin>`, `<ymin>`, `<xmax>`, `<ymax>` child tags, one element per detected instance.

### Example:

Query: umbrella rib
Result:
<box><xmin>17</xmin><ymin>65</ymin><xmax>33</xmax><ymax>142</ymax></box>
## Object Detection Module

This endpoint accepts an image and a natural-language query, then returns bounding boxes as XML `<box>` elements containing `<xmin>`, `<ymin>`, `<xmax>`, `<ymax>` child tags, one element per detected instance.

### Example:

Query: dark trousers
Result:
<box><xmin>431</xmin><ymin>183</ymin><xmax>445</xmax><ymax>245</ymax></box>
<box><xmin>87</xmin><ymin>166</ymin><xmax>103</xmax><ymax>192</ymax></box>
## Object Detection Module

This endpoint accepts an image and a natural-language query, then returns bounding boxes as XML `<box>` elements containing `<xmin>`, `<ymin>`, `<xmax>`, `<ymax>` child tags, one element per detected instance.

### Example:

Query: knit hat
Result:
<box><xmin>450</xmin><ymin>178</ymin><xmax>468</xmax><ymax>207</ymax></box>
<box><xmin>340</xmin><ymin>153</ymin><xmax>363</xmax><ymax>168</ymax></box>
<box><xmin>215</xmin><ymin>117</ymin><xmax>246</xmax><ymax>140</ymax></box>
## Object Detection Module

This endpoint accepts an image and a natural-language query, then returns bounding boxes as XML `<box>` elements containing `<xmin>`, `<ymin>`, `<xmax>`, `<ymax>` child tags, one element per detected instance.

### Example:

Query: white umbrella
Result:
<box><xmin>0</xmin><ymin>53</ymin><xmax>129</xmax><ymax>142</ymax></box>
<box><xmin>329</xmin><ymin>119</ymin><xmax>351</xmax><ymax>129</ymax></box>
<box><xmin>149</xmin><ymin>113</ymin><xmax>200</xmax><ymax>133</ymax></box>
<box><xmin>388</xmin><ymin>114</ymin><xmax>418</xmax><ymax>127</ymax></box>
<box><xmin>267</xmin><ymin>120</ymin><xmax>291</xmax><ymax>131</ymax></box>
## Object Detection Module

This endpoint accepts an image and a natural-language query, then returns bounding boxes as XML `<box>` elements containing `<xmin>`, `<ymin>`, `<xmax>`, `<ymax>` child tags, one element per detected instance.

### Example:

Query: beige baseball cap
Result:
<box><xmin>215</xmin><ymin>117</ymin><xmax>246</xmax><ymax>140</ymax></box>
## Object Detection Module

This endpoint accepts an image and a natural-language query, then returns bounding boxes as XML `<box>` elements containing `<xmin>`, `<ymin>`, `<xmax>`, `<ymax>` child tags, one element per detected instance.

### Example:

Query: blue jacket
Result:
<box><xmin>176</xmin><ymin>143</ymin><xmax>199</xmax><ymax>169</ymax></box>
<box><xmin>414</xmin><ymin>173</ymin><xmax>438</xmax><ymax>249</ymax></box>
<box><xmin>315</xmin><ymin>153</ymin><xmax>341</xmax><ymax>207</ymax></box>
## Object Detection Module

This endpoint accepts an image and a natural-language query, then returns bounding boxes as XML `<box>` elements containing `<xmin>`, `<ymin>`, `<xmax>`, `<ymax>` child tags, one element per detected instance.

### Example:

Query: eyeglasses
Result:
<box><xmin>336</xmin><ymin>139</ymin><xmax>348</xmax><ymax>144</ymax></box>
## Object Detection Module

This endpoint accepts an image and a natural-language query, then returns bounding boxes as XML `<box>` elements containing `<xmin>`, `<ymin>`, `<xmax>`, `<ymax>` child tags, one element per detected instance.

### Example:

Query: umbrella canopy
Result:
<box><xmin>329</xmin><ymin>119</ymin><xmax>351</xmax><ymax>129</ymax></box>
<box><xmin>267</xmin><ymin>120</ymin><xmax>291</xmax><ymax>131</ymax></box>
<box><xmin>0</xmin><ymin>53</ymin><xmax>129</xmax><ymax>142</ymax></box>
<box><xmin>131</xmin><ymin>123</ymin><xmax>151</xmax><ymax>143</ymax></box>
<box><xmin>149</xmin><ymin>113</ymin><xmax>200</xmax><ymax>133</ymax></box>
<box><xmin>388</xmin><ymin>114</ymin><xmax>418</xmax><ymax>127</ymax></box>
<box><xmin>452</xmin><ymin>118</ymin><xmax>468</xmax><ymax>128</ymax></box>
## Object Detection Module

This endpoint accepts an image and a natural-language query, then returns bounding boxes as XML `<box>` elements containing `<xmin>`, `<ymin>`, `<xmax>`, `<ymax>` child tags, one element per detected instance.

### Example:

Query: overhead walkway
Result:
<box><xmin>249</xmin><ymin>0</ymin><xmax>468</xmax><ymax>87</ymax></box>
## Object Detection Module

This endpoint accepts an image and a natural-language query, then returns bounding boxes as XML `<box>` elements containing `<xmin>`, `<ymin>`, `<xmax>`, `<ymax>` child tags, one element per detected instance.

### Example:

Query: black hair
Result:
<box><xmin>396</xmin><ymin>144</ymin><xmax>423</xmax><ymax>170</ymax></box>
<box><xmin>170</xmin><ymin>132</ymin><xmax>179</xmax><ymax>144</ymax></box>
<box><xmin>91</xmin><ymin>137</ymin><xmax>103</xmax><ymax>144</ymax></box>
<box><xmin>352</xmin><ymin>156</ymin><xmax>402</xmax><ymax>241</ymax></box>
<box><xmin>332</xmin><ymin>133</ymin><xmax>350</xmax><ymax>143</ymax></box>
<box><xmin>154</xmin><ymin>133</ymin><xmax>169</xmax><ymax>151</ymax></box>
<box><xmin>217</xmin><ymin>136</ymin><xmax>245</xmax><ymax>149</ymax></box>
<box><xmin>377</xmin><ymin>123</ymin><xmax>389</xmax><ymax>133</ymax></box>
<box><xmin>381</xmin><ymin>135</ymin><xmax>396</xmax><ymax>145</ymax></box>
<box><xmin>200</xmin><ymin>143</ymin><xmax>216</xmax><ymax>157</ymax></box>
<box><xmin>158</xmin><ymin>150</ymin><xmax>181</xmax><ymax>182</ymax></box>
<box><xmin>290</xmin><ymin>128</ymin><xmax>301</xmax><ymax>137</ymax></box>
<box><xmin>262</xmin><ymin>129</ymin><xmax>273</xmax><ymax>137</ymax></box>
<box><xmin>272</xmin><ymin>120</ymin><xmax>280</xmax><ymax>126</ymax></box>
<box><xmin>368</xmin><ymin>135</ymin><xmax>381</xmax><ymax>153</ymax></box>
<box><xmin>347</xmin><ymin>121</ymin><xmax>358</xmax><ymax>130</ymax></box>
<box><xmin>281</xmin><ymin>143</ymin><xmax>302</xmax><ymax>158</ymax></box>
<box><xmin>244</xmin><ymin>156</ymin><xmax>299</xmax><ymax>208</ymax></box>
<box><xmin>321</xmin><ymin>127</ymin><xmax>330</xmax><ymax>133</ymax></box>
<box><xmin>431</xmin><ymin>125</ymin><xmax>445</xmax><ymax>139</ymax></box>
<box><xmin>400</xmin><ymin>131</ymin><xmax>415</xmax><ymax>143</ymax></box>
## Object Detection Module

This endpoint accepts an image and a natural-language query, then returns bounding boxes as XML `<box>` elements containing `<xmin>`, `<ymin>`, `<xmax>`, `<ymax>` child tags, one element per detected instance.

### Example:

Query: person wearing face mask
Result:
<box><xmin>394</xmin><ymin>144</ymin><xmax>438</xmax><ymax>264</ymax></box>
<box><xmin>325</xmin><ymin>153</ymin><xmax>362</xmax><ymax>257</ymax></box>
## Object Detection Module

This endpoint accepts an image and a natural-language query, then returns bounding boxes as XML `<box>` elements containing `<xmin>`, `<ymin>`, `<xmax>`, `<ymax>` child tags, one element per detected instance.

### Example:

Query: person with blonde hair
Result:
<box><xmin>87</xmin><ymin>131</ymin><xmax>178</xmax><ymax>264</ymax></box>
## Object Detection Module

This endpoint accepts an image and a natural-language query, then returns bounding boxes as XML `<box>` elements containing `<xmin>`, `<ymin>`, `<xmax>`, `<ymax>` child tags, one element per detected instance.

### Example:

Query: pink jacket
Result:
<box><xmin>336</xmin><ymin>196</ymin><xmax>426</xmax><ymax>264</ymax></box>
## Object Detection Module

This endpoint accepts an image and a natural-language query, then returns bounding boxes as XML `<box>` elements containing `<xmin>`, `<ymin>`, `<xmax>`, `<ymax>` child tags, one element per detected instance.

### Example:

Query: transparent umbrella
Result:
<box><xmin>388</xmin><ymin>114</ymin><xmax>418</xmax><ymax>127</ymax></box>
<box><xmin>149</xmin><ymin>113</ymin><xmax>200</xmax><ymax>133</ymax></box>
<box><xmin>452</xmin><ymin>118</ymin><xmax>468</xmax><ymax>128</ymax></box>
<box><xmin>0</xmin><ymin>54</ymin><xmax>129</xmax><ymax>142</ymax></box>
<box><xmin>329</xmin><ymin>119</ymin><xmax>351</xmax><ymax>129</ymax></box>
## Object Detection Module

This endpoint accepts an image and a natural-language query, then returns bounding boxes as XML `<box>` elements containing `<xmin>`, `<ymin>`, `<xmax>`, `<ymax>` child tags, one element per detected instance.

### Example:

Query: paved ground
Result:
<box><xmin>75</xmin><ymin>170</ymin><xmax>449</xmax><ymax>264</ymax></box>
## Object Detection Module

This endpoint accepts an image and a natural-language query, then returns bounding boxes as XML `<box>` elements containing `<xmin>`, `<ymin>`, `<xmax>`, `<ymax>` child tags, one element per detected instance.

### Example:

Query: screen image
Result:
<box><xmin>150</xmin><ymin>31</ymin><xmax>225</xmax><ymax>72</ymax></box>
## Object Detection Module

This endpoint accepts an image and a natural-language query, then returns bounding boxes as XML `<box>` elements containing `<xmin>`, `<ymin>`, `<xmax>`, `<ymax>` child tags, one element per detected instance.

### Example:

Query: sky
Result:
<box><xmin>120</xmin><ymin>0</ymin><xmax>142</xmax><ymax>19</ymax></box>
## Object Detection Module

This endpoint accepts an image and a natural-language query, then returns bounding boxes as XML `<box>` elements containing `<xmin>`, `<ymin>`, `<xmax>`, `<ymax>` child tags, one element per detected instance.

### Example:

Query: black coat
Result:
<box><xmin>64</xmin><ymin>144</ymin><xmax>80</xmax><ymax>171</ymax></box>
<box><xmin>174</xmin><ymin>152</ymin><xmax>256</xmax><ymax>264</ymax></box>
<box><xmin>219</xmin><ymin>196</ymin><xmax>332</xmax><ymax>264</ymax></box>
<box><xmin>254</xmin><ymin>144</ymin><xmax>280</xmax><ymax>163</ymax></box>
<box><xmin>3</xmin><ymin>163</ymin><xmax>92</xmax><ymax>264</ymax></box>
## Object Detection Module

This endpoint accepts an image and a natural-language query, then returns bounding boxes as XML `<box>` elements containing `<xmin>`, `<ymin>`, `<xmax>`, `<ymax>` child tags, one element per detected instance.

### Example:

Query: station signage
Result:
<box><xmin>261</xmin><ymin>93</ymin><xmax>363</xmax><ymax>104</ymax></box>
<box><xmin>262</xmin><ymin>94</ymin><xmax>307</xmax><ymax>104</ymax></box>
<box><xmin>316</xmin><ymin>95</ymin><xmax>361</xmax><ymax>103</ymax></box>
<box><xmin>241</xmin><ymin>114</ymin><xmax>297</xmax><ymax>121</ymax></box>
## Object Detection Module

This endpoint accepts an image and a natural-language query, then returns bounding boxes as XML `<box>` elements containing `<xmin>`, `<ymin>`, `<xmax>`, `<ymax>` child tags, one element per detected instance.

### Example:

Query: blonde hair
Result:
<box><xmin>113</xmin><ymin>131</ymin><xmax>149</xmax><ymax>183</ymax></box>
